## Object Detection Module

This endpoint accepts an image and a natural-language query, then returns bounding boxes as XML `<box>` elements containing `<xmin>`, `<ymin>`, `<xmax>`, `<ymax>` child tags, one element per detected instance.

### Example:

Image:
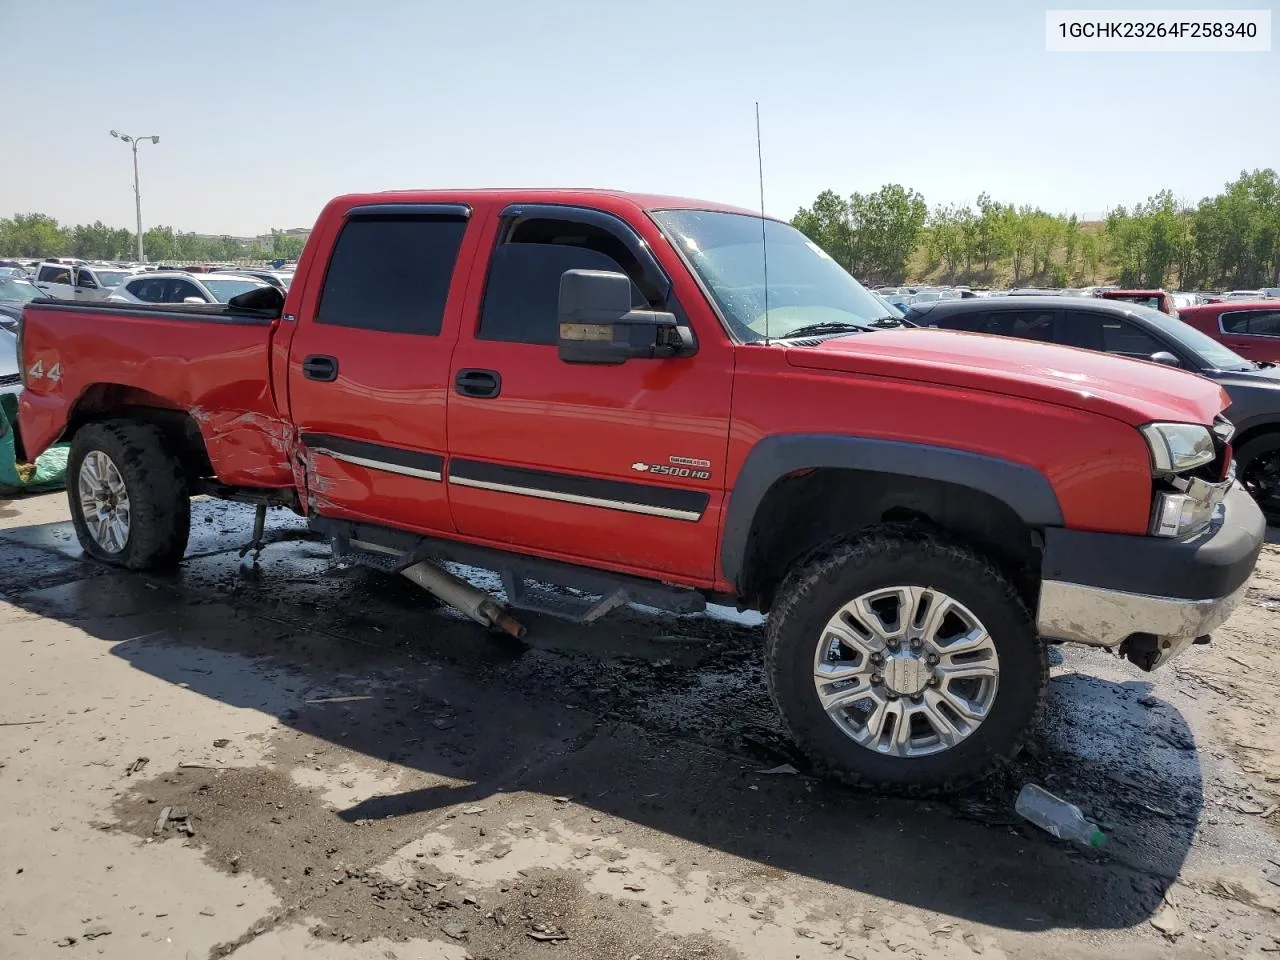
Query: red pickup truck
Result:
<box><xmin>16</xmin><ymin>189</ymin><xmax>1264</xmax><ymax>793</ymax></box>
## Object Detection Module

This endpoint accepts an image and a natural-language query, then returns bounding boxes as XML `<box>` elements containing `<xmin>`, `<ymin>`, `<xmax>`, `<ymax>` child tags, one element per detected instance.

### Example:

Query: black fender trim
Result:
<box><xmin>720</xmin><ymin>434</ymin><xmax>1063</xmax><ymax>589</ymax></box>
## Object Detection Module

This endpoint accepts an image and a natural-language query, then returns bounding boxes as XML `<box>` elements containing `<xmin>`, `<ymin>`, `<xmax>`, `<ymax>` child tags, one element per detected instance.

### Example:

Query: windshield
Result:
<box><xmin>0</xmin><ymin>278</ymin><xmax>41</xmax><ymax>302</ymax></box>
<box><xmin>201</xmin><ymin>278</ymin><xmax>266</xmax><ymax>302</ymax></box>
<box><xmin>1131</xmin><ymin>304</ymin><xmax>1252</xmax><ymax>370</ymax></box>
<box><xmin>94</xmin><ymin>271</ymin><xmax>128</xmax><ymax>288</ymax></box>
<box><xmin>651</xmin><ymin>209</ymin><xmax>897</xmax><ymax>341</ymax></box>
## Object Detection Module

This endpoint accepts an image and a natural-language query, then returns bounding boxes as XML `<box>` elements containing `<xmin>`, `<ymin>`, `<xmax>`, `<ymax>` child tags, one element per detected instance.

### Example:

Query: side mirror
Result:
<box><xmin>183</xmin><ymin>296</ymin><xmax>205</xmax><ymax>304</ymax></box>
<box><xmin>1150</xmin><ymin>351</ymin><xmax>1181</xmax><ymax>367</ymax></box>
<box><xmin>556</xmin><ymin>269</ymin><xmax>693</xmax><ymax>365</ymax></box>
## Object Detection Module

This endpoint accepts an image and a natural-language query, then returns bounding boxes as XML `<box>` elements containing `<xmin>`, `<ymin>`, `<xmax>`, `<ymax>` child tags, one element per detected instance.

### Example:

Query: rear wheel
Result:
<box><xmin>68</xmin><ymin>421</ymin><xmax>190</xmax><ymax>571</ymax></box>
<box><xmin>766</xmin><ymin>526</ymin><xmax>1047</xmax><ymax>794</ymax></box>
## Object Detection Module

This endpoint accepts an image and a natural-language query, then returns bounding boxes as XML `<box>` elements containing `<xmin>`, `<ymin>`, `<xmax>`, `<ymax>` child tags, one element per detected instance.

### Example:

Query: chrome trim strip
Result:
<box><xmin>312</xmin><ymin>448</ymin><xmax>442</xmax><ymax>482</ymax></box>
<box><xmin>448</xmin><ymin>475</ymin><xmax>703</xmax><ymax>522</ymax></box>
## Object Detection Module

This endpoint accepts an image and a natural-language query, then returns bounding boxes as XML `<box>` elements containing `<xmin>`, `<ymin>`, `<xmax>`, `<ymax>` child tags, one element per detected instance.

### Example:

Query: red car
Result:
<box><xmin>16</xmin><ymin>188</ymin><xmax>1264</xmax><ymax>793</ymax></box>
<box><xmin>1098</xmin><ymin>289</ymin><xmax>1177</xmax><ymax>315</ymax></box>
<box><xmin>1179</xmin><ymin>301</ymin><xmax>1280</xmax><ymax>362</ymax></box>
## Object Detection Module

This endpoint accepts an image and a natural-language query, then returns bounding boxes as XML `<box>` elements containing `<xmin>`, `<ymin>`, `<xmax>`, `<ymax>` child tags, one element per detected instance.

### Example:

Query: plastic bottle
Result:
<box><xmin>1015</xmin><ymin>784</ymin><xmax>1106</xmax><ymax>848</ymax></box>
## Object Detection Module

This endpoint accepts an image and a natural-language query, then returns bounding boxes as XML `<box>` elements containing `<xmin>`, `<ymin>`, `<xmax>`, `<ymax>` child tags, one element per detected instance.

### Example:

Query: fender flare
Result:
<box><xmin>720</xmin><ymin>434</ymin><xmax>1064</xmax><ymax>589</ymax></box>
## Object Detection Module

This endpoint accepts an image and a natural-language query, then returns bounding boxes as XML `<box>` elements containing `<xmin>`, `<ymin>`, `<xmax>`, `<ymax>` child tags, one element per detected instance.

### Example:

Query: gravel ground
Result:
<box><xmin>2</xmin><ymin>493</ymin><xmax>1279</xmax><ymax>959</ymax></box>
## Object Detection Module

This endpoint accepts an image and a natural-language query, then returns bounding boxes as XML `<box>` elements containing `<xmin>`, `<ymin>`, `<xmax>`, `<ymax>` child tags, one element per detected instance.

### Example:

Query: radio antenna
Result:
<box><xmin>755</xmin><ymin>101</ymin><xmax>771</xmax><ymax>346</ymax></box>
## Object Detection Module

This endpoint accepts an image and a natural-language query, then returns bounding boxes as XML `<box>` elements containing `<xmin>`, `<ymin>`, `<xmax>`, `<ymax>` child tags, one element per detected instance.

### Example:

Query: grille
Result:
<box><xmin>0</xmin><ymin>373</ymin><xmax>20</xmax><ymax>388</ymax></box>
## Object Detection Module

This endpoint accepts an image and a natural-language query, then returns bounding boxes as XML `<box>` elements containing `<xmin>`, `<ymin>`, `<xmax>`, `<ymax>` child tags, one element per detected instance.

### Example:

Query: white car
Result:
<box><xmin>108</xmin><ymin>272</ymin><xmax>270</xmax><ymax>305</ymax></box>
<box><xmin>32</xmin><ymin>262</ymin><xmax>142</xmax><ymax>300</ymax></box>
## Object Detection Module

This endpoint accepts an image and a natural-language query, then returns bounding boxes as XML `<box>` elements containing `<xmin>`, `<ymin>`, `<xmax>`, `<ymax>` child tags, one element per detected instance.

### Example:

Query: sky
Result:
<box><xmin>3</xmin><ymin>0</ymin><xmax>1277</xmax><ymax>236</ymax></box>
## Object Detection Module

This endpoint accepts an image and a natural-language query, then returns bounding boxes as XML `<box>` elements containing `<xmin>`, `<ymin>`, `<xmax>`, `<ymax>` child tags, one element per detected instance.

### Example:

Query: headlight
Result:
<box><xmin>1140</xmin><ymin>422</ymin><xmax>1215</xmax><ymax>475</ymax></box>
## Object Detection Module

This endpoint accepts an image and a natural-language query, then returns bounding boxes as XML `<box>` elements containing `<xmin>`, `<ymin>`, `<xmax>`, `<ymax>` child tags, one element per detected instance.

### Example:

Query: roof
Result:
<box><xmin>909</xmin><ymin>295</ymin><xmax>1144</xmax><ymax>317</ymax></box>
<box><xmin>349</xmin><ymin>188</ymin><xmax>763</xmax><ymax>218</ymax></box>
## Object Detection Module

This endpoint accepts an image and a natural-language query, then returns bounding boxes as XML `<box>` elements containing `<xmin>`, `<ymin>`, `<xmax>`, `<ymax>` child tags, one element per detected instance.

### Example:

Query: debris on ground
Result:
<box><xmin>153</xmin><ymin>805</ymin><xmax>194</xmax><ymax>837</ymax></box>
<box><xmin>1150</xmin><ymin>900</ymin><xmax>1183</xmax><ymax>939</ymax></box>
<box><xmin>124</xmin><ymin>757</ymin><xmax>149</xmax><ymax>776</ymax></box>
<box><xmin>82</xmin><ymin>924</ymin><xmax>111</xmax><ymax>940</ymax></box>
<box><xmin>212</xmin><ymin>739</ymin><xmax>230</xmax><ymax>748</ymax></box>
<box><xmin>305</xmin><ymin>695</ymin><xmax>373</xmax><ymax>704</ymax></box>
<box><xmin>528</xmin><ymin>924</ymin><xmax>570</xmax><ymax>942</ymax></box>
<box><xmin>756</xmin><ymin>763</ymin><xmax>800</xmax><ymax>775</ymax></box>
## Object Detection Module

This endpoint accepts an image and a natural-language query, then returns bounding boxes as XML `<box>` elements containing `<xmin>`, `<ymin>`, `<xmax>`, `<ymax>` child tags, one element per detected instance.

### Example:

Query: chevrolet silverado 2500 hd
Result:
<box><xmin>17</xmin><ymin>189</ymin><xmax>1265</xmax><ymax>793</ymax></box>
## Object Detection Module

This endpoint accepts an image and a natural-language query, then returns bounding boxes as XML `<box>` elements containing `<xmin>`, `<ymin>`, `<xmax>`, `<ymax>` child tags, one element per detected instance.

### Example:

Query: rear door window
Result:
<box><xmin>316</xmin><ymin>214</ymin><xmax>468</xmax><ymax>335</ymax></box>
<box><xmin>1056</xmin><ymin>310</ymin><xmax>1169</xmax><ymax>359</ymax></box>
<box><xmin>1222</xmin><ymin>309</ymin><xmax>1280</xmax><ymax>336</ymax></box>
<box><xmin>39</xmin><ymin>265</ymin><xmax>71</xmax><ymax>285</ymax></box>
<box><xmin>938</xmin><ymin>310</ymin><xmax>1056</xmax><ymax>341</ymax></box>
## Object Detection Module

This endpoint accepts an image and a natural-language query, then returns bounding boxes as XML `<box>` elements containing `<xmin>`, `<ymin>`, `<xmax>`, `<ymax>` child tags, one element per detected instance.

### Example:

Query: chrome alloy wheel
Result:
<box><xmin>812</xmin><ymin>586</ymin><xmax>1000</xmax><ymax>758</ymax></box>
<box><xmin>77</xmin><ymin>450</ymin><xmax>131</xmax><ymax>554</ymax></box>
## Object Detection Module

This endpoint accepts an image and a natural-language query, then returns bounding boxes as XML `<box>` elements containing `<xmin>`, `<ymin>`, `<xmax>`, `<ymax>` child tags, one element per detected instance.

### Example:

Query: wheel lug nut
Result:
<box><xmin>911</xmin><ymin>694</ymin><xmax>923</xmax><ymax>703</ymax></box>
<box><xmin>909</xmin><ymin>638</ymin><xmax>922</xmax><ymax>649</ymax></box>
<box><xmin>887</xmin><ymin>694</ymin><xmax>899</xmax><ymax>702</ymax></box>
<box><xmin>871</xmin><ymin>673</ymin><xmax>883</xmax><ymax>685</ymax></box>
<box><xmin>928</xmin><ymin>677</ymin><xmax>940</xmax><ymax>687</ymax></box>
<box><xmin>926</xmin><ymin>654</ymin><xmax>939</xmax><ymax>665</ymax></box>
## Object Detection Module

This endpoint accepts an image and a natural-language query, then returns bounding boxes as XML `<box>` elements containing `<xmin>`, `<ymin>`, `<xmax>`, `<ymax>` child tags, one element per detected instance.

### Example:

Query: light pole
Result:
<box><xmin>109</xmin><ymin>130</ymin><xmax>160</xmax><ymax>262</ymax></box>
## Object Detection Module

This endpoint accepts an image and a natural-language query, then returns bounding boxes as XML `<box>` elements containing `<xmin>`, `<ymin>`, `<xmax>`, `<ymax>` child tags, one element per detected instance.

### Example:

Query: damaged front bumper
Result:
<box><xmin>1036</xmin><ymin>482</ymin><xmax>1264</xmax><ymax>670</ymax></box>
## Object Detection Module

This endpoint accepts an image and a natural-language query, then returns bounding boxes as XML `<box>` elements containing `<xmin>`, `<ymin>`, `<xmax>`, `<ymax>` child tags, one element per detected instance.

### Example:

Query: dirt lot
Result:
<box><xmin>2</xmin><ymin>493</ymin><xmax>1280</xmax><ymax>960</ymax></box>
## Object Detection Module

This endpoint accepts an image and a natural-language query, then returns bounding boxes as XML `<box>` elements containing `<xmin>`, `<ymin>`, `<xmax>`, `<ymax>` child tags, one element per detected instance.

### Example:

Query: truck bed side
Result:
<box><xmin>18</xmin><ymin>300</ymin><xmax>294</xmax><ymax>487</ymax></box>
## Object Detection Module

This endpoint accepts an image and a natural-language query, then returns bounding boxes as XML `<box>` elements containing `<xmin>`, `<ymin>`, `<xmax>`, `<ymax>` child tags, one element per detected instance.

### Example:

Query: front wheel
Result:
<box><xmin>68</xmin><ymin>421</ymin><xmax>191</xmax><ymax>571</ymax></box>
<box><xmin>1237</xmin><ymin>433</ymin><xmax>1280</xmax><ymax>509</ymax></box>
<box><xmin>765</xmin><ymin>526</ymin><xmax>1047</xmax><ymax>795</ymax></box>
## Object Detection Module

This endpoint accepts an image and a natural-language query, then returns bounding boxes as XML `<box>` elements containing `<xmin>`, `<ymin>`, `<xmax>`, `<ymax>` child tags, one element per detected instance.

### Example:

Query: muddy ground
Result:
<box><xmin>2</xmin><ymin>493</ymin><xmax>1280</xmax><ymax>960</ymax></box>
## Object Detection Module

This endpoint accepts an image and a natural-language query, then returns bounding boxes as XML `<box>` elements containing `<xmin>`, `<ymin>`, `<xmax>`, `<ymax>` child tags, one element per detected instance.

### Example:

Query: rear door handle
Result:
<box><xmin>302</xmin><ymin>355</ymin><xmax>339</xmax><ymax>382</ymax></box>
<box><xmin>455</xmin><ymin>368</ymin><xmax>501</xmax><ymax>399</ymax></box>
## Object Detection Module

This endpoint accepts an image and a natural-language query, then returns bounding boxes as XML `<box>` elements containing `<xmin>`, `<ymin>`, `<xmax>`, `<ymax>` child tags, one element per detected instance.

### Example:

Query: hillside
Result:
<box><xmin>905</xmin><ymin>220</ymin><xmax>1118</xmax><ymax>289</ymax></box>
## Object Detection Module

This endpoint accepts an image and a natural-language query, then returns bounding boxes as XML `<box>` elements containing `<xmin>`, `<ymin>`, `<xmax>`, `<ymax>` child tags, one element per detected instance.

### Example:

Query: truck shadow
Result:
<box><xmin>0</xmin><ymin>503</ymin><xmax>1203</xmax><ymax>935</ymax></box>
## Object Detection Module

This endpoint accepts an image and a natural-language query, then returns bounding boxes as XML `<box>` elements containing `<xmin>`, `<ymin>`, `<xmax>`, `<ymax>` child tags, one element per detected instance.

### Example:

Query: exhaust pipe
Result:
<box><xmin>400</xmin><ymin>559</ymin><xmax>526</xmax><ymax>638</ymax></box>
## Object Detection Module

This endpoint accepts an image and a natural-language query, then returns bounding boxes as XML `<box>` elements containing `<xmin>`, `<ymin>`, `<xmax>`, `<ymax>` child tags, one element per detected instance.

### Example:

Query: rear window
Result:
<box><xmin>316</xmin><ymin>215</ymin><xmax>468</xmax><ymax>335</ymax></box>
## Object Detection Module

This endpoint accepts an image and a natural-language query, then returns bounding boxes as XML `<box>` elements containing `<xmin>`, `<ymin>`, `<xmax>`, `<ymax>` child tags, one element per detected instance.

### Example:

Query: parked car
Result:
<box><xmin>906</xmin><ymin>295</ymin><xmax>1280</xmax><ymax>506</ymax></box>
<box><xmin>0</xmin><ymin>277</ymin><xmax>42</xmax><ymax>310</ymax></box>
<box><xmin>1262</xmin><ymin>288</ymin><xmax>1280</xmax><ymax>300</ymax></box>
<box><xmin>1097</xmin><ymin>289</ymin><xmax>1177</xmax><ymax>315</ymax></box>
<box><xmin>108</xmin><ymin>272</ymin><xmax>270</xmax><ymax>305</ymax></box>
<box><xmin>0</xmin><ymin>266</ymin><xmax>29</xmax><ymax>279</ymax></box>
<box><xmin>0</xmin><ymin>303</ymin><xmax>20</xmax><ymax>332</ymax></box>
<box><xmin>1226</xmin><ymin>290</ymin><xmax>1266</xmax><ymax>300</ymax></box>
<box><xmin>212</xmin><ymin>268</ymin><xmax>293</xmax><ymax>290</ymax></box>
<box><xmin>31</xmin><ymin>263</ymin><xmax>140</xmax><ymax>301</ymax></box>
<box><xmin>0</xmin><ymin>327</ymin><xmax>19</xmax><ymax>397</ymax></box>
<box><xmin>1179</xmin><ymin>301</ymin><xmax>1280</xmax><ymax>362</ymax></box>
<box><xmin>18</xmin><ymin>189</ymin><xmax>1262</xmax><ymax>794</ymax></box>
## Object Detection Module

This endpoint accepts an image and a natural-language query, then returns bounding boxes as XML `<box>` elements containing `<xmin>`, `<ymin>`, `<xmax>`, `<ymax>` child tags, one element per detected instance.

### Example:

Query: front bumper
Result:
<box><xmin>1036</xmin><ymin>482</ymin><xmax>1264</xmax><ymax>670</ymax></box>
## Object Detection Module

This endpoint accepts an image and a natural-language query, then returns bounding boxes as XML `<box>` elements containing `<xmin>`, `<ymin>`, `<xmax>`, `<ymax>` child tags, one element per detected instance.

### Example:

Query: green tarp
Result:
<box><xmin>0</xmin><ymin>393</ymin><xmax>69</xmax><ymax>495</ymax></box>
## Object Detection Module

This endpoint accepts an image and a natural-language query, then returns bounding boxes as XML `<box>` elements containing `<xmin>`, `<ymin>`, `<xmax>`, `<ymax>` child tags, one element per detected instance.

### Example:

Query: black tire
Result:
<box><xmin>67</xmin><ymin>421</ymin><xmax>191</xmax><ymax>571</ymax></box>
<box><xmin>1237</xmin><ymin>433</ymin><xmax>1280</xmax><ymax>509</ymax></box>
<box><xmin>765</xmin><ymin>525</ymin><xmax>1047</xmax><ymax>795</ymax></box>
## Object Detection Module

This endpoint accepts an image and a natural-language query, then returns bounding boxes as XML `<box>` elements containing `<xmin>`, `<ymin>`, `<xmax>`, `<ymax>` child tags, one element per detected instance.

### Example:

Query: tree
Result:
<box><xmin>0</xmin><ymin>213</ymin><xmax>68</xmax><ymax>257</ymax></box>
<box><xmin>846</xmin><ymin>184</ymin><xmax>928</xmax><ymax>284</ymax></box>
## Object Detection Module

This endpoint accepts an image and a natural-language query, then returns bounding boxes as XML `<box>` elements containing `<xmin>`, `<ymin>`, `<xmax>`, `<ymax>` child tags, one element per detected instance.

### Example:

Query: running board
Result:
<box><xmin>316</xmin><ymin>517</ymin><xmax>707</xmax><ymax>626</ymax></box>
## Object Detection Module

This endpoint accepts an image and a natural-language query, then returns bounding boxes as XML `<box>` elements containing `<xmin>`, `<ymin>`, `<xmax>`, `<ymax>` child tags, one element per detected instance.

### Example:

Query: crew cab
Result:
<box><xmin>16</xmin><ymin>189</ymin><xmax>1265</xmax><ymax>793</ymax></box>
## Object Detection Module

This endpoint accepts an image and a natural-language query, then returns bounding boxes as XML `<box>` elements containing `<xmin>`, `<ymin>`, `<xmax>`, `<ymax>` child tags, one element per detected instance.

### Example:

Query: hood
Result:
<box><xmin>1207</xmin><ymin>364</ymin><xmax>1280</xmax><ymax>390</ymax></box>
<box><xmin>786</xmin><ymin>329</ymin><xmax>1228</xmax><ymax>427</ymax></box>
